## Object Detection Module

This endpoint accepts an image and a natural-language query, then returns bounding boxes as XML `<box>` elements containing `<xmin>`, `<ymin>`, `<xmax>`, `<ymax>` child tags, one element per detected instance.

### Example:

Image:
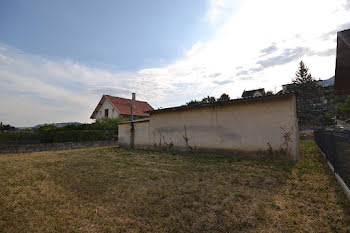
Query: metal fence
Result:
<box><xmin>314</xmin><ymin>130</ymin><xmax>350</xmax><ymax>189</ymax></box>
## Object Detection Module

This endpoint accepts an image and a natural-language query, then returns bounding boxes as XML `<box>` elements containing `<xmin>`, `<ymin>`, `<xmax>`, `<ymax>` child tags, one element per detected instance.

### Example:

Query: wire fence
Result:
<box><xmin>314</xmin><ymin>130</ymin><xmax>350</xmax><ymax>189</ymax></box>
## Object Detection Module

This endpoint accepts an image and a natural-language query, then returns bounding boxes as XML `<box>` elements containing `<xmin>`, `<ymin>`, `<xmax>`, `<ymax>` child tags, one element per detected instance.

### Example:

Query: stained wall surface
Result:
<box><xmin>118</xmin><ymin>94</ymin><xmax>299</xmax><ymax>160</ymax></box>
<box><xmin>118</xmin><ymin>121</ymin><xmax>150</xmax><ymax>148</ymax></box>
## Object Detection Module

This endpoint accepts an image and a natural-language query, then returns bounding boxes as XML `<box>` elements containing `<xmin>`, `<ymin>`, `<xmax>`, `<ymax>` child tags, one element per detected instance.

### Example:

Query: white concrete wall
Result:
<box><xmin>134</xmin><ymin>122</ymin><xmax>150</xmax><ymax>147</ymax></box>
<box><xmin>118</xmin><ymin>124</ymin><xmax>130</xmax><ymax>146</ymax></box>
<box><xmin>95</xmin><ymin>99</ymin><xmax>120</xmax><ymax>120</ymax></box>
<box><xmin>118</xmin><ymin>121</ymin><xmax>150</xmax><ymax>148</ymax></box>
<box><xmin>118</xmin><ymin>94</ymin><xmax>299</xmax><ymax>160</ymax></box>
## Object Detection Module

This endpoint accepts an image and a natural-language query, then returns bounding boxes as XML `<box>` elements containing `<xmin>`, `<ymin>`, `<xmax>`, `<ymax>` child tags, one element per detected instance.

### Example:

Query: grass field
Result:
<box><xmin>0</xmin><ymin>140</ymin><xmax>349</xmax><ymax>232</ymax></box>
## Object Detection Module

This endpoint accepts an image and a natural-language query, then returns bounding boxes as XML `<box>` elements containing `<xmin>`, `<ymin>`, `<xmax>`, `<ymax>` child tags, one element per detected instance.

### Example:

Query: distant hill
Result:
<box><xmin>54</xmin><ymin>122</ymin><xmax>82</xmax><ymax>127</ymax></box>
<box><xmin>18</xmin><ymin>122</ymin><xmax>82</xmax><ymax>130</ymax></box>
<box><xmin>322</xmin><ymin>76</ymin><xmax>334</xmax><ymax>87</ymax></box>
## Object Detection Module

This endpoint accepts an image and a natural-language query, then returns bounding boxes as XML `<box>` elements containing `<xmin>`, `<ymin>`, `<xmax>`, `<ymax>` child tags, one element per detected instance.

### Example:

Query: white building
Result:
<box><xmin>90</xmin><ymin>95</ymin><xmax>154</xmax><ymax>120</ymax></box>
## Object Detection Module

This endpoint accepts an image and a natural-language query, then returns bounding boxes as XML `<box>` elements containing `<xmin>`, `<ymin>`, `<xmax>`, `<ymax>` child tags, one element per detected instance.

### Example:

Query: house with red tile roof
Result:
<box><xmin>90</xmin><ymin>95</ymin><xmax>154</xmax><ymax>120</ymax></box>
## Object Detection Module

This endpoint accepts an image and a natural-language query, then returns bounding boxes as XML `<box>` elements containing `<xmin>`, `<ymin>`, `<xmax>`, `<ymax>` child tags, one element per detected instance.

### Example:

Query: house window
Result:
<box><xmin>112</xmin><ymin>109</ymin><xmax>114</xmax><ymax>113</ymax></box>
<box><xmin>105</xmin><ymin>109</ymin><xmax>109</xmax><ymax>117</ymax></box>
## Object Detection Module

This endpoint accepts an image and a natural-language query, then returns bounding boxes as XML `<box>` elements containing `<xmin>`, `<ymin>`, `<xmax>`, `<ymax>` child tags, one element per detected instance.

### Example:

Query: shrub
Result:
<box><xmin>320</xmin><ymin>113</ymin><xmax>335</xmax><ymax>126</ymax></box>
<box><xmin>39</xmin><ymin>130</ymin><xmax>111</xmax><ymax>143</ymax></box>
<box><xmin>0</xmin><ymin>131</ymin><xmax>41</xmax><ymax>145</ymax></box>
<box><xmin>0</xmin><ymin>131</ymin><xmax>40</xmax><ymax>140</ymax></box>
<box><xmin>37</xmin><ymin>117</ymin><xmax>125</xmax><ymax>132</ymax></box>
<box><xmin>0</xmin><ymin>130</ymin><xmax>117</xmax><ymax>144</ymax></box>
<box><xmin>1</xmin><ymin>117</ymin><xmax>124</xmax><ymax>144</ymax></box>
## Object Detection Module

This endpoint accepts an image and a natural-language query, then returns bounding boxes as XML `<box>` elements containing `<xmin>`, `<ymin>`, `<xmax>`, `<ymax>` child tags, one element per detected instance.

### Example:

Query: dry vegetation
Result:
<box><xmin>0</xmin><ymin>140</ymin><xmax>349</xmax><ymax>232</ymax></box>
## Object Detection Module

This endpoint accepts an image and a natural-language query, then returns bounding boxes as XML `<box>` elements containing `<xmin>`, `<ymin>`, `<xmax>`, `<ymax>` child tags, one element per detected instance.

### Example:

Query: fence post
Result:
<box><xmin>332</xmin><ymin>131</ymin><xmax>338</xmax><ymax>174</ymax></box>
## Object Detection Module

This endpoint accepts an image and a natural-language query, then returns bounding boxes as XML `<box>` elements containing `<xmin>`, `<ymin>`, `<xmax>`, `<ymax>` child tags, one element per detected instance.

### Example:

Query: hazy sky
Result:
<box><xmin>1</xmin><ymin>0</ymin><xmax>350</xmax><ymax>126</ymax></box>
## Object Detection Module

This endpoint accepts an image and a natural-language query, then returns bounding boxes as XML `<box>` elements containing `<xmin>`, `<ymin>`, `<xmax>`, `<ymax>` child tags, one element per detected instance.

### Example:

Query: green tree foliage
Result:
<box><xmin>293</xmin><ymin>61</ymin><xmax>314</xmax><ymax>84</ymax></box>
<box><xmin>186</xmin><ymin>93</ymin><xmax>231</xmax><ymax>106</ymax></box>
<box><xmin>1</xmin><ymin>117</ymin><xmax>126</xmax><ymax>143</ymax></box>
<box><xmin>218</xmin><ymin>93</ymin><xmax>230</xmax><ymax>102</ymax></box>
<box><xmin>0</xmin><ymin>122</ymin><xmax>15</xmax><ymax>132</ymax></box>
<box><xmin>320</xmin><ymin>113</ymin><xmax>335</xmax><ymax>126</ymax></box>
<box><xmin>201</xmin><ymin>96</ymin><xmax>217</xmax><ymax>104</ymax></box>
<box><xmin>335</xmin><ymin>95</ymin><xmax>350</xmax><ymax>119</ymax></box>
<box><xmin>37</xmin><ymin>117</ymin><xmax>125</xmax><ymax>132</ymax></box>
<box><xmin>186</xmin><ymin>100</ymin><xmax>201</xmax><ymax>106</ymax></box>
<box><xmin>324</xmin><ymin>92</ymin><xmax>350</xmax><ymax>120</ymax></box>
<box><xmin>289</xmin><ymin>61</ymin><xmax>326</xmax><ymax>123</ymax></box>
<box><xmin>39</xmin><ymin>130</ymin><xmax>110</xmax><ymax>143</ymax></box>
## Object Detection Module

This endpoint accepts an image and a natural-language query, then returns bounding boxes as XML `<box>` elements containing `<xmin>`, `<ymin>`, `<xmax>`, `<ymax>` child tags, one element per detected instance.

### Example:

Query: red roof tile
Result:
<box><xmin>105</xmin><ymin>95</ymin><xmax>153</xmax><ymax>116</ymax></box>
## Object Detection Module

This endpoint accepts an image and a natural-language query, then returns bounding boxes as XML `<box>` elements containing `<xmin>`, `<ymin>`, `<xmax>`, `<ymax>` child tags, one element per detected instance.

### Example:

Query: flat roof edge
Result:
<box><xmin>118</xmin><ymin>118</ymin><xmax>150</xmax><ymax>124</ymax></box>
<box><xmin>148</xmin><ymin>92</ymin><xmax>295</xmax><ymax>114</ymax></box>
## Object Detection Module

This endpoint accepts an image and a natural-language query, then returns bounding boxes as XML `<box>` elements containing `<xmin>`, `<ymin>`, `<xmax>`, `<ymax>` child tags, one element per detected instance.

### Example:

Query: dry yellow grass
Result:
<box><xmin>0</xmin><ymin>140</ymin><xmax>349</xmax><ymax>232</ymax></box>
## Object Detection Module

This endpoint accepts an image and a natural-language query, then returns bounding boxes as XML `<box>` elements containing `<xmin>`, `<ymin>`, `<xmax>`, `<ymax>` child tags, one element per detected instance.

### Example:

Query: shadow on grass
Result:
<box><xmin>113</xmin><ymin>146</ymin><xmax>296</xmax><ymax>170</ymax></box>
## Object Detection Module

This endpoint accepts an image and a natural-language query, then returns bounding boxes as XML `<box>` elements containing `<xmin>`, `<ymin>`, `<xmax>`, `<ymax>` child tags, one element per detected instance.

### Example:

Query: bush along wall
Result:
<box><xmin>39</xmin><ymin>130</ymin><xmax>112</xmax><ymax>143</ymax></box>
<box><xmin>0</xmin><ymin>131</ymin><xmax>41</xmax><ymax>145</ymax></box>
<box><xmin>0</xmin><ymin>118</ymin><xmax>123</xmax><ymax>145</ymax></box>
<box><xmin>0</xmin><ymin>130</ymin><xmax>117</xmax><ymax>145</ymax></box>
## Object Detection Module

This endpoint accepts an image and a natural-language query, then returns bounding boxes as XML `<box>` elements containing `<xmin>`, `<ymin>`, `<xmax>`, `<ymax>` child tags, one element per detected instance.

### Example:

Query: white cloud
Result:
<box><xmin>0</xmin><ymin>54</ymin><xmax>13</xmax><ymax>64</ymax></box>
<box><xmin>206</xmin><ymin>0</ymin><xmax>239</xmax><ymax>25</ymax></box>
<box><xmin>1</xmin><ymin>0</ymin><xmax>350</xmax><ymax>126</ymax></box>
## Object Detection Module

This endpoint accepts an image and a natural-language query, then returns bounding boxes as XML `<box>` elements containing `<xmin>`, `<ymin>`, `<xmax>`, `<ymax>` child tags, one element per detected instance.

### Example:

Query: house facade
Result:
<box><xmin>241</xmin><ymin>88</ymin><xmax>265</xmax><ymax>98</ymax></box>
<box><xmin>90</xmin><ymin>95</ymin><xmax>154</xmax><ymax>120</ymax></box>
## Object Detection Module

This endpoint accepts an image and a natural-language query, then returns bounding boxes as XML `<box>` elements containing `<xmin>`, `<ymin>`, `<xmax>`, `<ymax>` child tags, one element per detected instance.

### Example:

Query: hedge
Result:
<box><xmin>40</xmin><ymin>130</ymin><xmax>110</xmax><ymax>143</ymax></box>
<box><xmin>0</xmin><ymin>130</ymin><xmax>117</xmax><ymax>144</ymax></box>
<box><xmin>0</xmin><ymin>131</ymin><xmax>41</xmax><ymax>145</ymax></box>
<box><xmin>0</xmin><ymin>131</ymin><xmax>40</xmax><ymax>140</ymax></box>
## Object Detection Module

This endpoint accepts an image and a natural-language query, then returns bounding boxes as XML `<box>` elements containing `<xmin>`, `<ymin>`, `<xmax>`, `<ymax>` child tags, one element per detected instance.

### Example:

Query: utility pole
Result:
<box><xmin>130</xmin><ymin>93</ymin><xmax>135</xmax><ymax>149</ymax></box>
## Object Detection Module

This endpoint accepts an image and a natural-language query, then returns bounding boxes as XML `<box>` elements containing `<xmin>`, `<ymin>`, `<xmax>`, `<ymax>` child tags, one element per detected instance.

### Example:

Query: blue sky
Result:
<box><xmin>0</xmin><ymin>0</ymin><xmax>350</xmax><ymax>126</ymax></box>
<box><xmin>0</xmin><ymin>0</ymin><xmax>212</xmax><ymax>70</ymax></box>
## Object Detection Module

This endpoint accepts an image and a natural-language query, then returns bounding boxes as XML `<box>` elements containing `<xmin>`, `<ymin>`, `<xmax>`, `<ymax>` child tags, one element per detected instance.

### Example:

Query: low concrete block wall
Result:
<box><xmin>0</xmin><ymin>140</ymin><xmax>118</xmax><ymax>154</ymax></box>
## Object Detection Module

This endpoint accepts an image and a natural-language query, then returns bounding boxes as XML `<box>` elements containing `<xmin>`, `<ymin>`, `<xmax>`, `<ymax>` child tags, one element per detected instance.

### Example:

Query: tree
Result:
<box><xmin>335</xmin><ymin>95</ymin><xmax>350</xmax><ymax>119</ymax></box>
<box><xmin>289</xmin><ymin>61</ymin><xmax>326</xmax><ymax>123</ymax></box>
<box><xmin>186</xmin><ymin>93</ymin><xmax>230</xmax><ymax>106</ymax></box>
<box><xmin>293</xmin><ymin>61</ymin><xmax>314</xmax><ymax>84</ymax></box>
<box><xmin>218</xmin><ymin>93</ymin><xmax>230</xmax><ymax>102</ymax></box>
<box><xmin>0</xmin><ymin>122</ymin><xmax>15</xmax><ymax>131</ymax></box>
<box><xmin>186</xmin><ymin>100</ymin><xmax>201</xmax><ymax>106</ymax></box>
<box><xmin>201</xmin><ymin>96</ymin><xmax>216</xmax><ymax>104</ymax></box>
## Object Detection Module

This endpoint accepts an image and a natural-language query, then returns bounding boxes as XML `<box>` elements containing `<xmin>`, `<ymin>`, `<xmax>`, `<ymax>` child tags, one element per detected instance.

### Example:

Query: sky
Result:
<box><xmin>1</xmin><ymin>0</ymin><xmax>350</xmax><ymax>127</ymax></box>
